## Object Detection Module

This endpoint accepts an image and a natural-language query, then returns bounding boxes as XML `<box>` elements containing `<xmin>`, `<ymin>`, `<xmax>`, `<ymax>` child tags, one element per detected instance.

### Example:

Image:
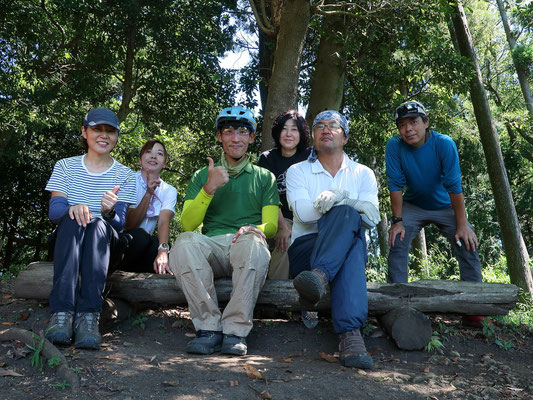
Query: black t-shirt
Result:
<box><xmin>257</xmin><ymin>147</ymin><xmax>311</xmax><ymax>220</ymax></box>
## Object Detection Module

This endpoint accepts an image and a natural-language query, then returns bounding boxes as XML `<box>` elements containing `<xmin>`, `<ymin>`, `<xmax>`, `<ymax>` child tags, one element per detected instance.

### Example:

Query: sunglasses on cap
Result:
<box><xmin>394</xmin><ymin>101</ymin><xmax>426</xmax><ymax>122</ymax></box>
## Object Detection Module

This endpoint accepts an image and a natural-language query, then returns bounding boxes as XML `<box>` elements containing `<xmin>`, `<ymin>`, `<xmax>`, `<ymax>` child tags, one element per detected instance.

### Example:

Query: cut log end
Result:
<box><xmin>379</xmin><ymin>306</ymin><xmax>433</xmax><ymax>350</ymax></box>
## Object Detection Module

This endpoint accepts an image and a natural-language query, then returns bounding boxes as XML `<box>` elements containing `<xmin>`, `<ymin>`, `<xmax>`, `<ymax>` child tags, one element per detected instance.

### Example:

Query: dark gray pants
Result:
<box><xmin>387</xmin><ymin>201</ymin><xmax>482</xmax><ymax>283</ymax></box>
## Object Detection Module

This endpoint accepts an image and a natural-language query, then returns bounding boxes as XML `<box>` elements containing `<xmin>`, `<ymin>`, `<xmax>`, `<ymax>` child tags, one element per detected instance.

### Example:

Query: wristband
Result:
<box><xmin>391</xmin><ymin>216</ymin><xmax>403</xmax><ymax>225</ymax></box>
<box><xmin>103</xmin><ymin>209</ymin><xmax>116</xmax><ymax>220</ymax></box>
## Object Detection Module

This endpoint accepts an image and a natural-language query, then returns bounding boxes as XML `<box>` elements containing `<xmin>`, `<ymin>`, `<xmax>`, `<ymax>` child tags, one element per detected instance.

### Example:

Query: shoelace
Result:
<box><xmin>78</xmin><ymin>313</ymin><xmax>98</xmax><ymax>331</ymax></box>
<box><xmin>54</xmin><ymin>312</ymin><xmax>71</xmax><ymax>327</ymax></box>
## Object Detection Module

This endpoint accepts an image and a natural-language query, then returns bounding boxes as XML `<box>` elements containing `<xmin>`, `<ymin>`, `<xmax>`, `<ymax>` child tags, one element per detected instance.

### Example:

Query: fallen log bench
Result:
<box><xmin>15</xmin><ymin>262</ymin><xmax>519</xmax><ymax>316</ymax></box>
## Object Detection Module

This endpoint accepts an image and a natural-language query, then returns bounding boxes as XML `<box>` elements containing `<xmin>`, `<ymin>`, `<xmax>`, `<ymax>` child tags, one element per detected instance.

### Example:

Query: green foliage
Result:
<box><xmin>0</xmin><ymin>0</ymin><xmax>238</xmax><ymax>271</ymax></box>
<box><xmin>26</xmin><ymin>332</ymin><xmax>46</xmax><ymax>371</ymax></box>
<box><xmin>131</xmin><ymin>314</ymin><xmax>148</xmax><ymax>331</ymax></box>
<box><xmin>53</xmin><ymin>381</ymin><xmax>71</xmax><ymax>390</ymax></box>
<box><xmin>425</xmin><ymin>332</ymin><xmax>445</xmax><ymax>352</ymax></box>
<box><xmin>494</xmin><ymin>338</ymin><xmax>514</xmax><ymax>350</ymax></box>
<box><xmin>47</xmin><ymin>355</ymin><xmax>62</xmax><ymax>368</ymax></box>
<box><xmin>512</xmin><ymin>44</ymin><xmax>533</xmax><ymax>70</ymax></box>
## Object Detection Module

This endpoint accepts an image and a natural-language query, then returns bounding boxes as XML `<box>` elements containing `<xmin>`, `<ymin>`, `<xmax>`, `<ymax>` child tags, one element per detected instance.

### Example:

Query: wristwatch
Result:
<box><xmin>158</xmin><ymin>243</ymin><xmax>170</xmax><ymax>252</ymax></box>
<box><xmin>391</xmin><ymin>216</ymin><xmax>403</xmax><ymax>225</ymax></box>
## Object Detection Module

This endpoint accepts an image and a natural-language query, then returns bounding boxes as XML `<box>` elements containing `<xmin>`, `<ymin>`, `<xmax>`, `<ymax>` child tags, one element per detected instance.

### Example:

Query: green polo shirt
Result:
<box><xmin>184</xmin><ymin>161</ymin><xmax>279</xmax><ymax>237</ymax></box>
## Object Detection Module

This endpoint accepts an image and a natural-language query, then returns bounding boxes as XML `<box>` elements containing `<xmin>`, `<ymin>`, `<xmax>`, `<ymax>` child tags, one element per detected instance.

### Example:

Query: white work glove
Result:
<box><xmin>340</xmin><ymin>198</ymin><xmax>381</xmax><ymax>226</ymax></box>
<box><xmin>313</xmin><ymin>189</ymin><xmax>349</xmax><ymax>214</ymax></box>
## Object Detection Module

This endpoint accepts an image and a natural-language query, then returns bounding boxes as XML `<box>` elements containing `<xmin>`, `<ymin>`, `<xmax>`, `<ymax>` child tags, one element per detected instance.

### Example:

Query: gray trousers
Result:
<box><xmin>169</xmin><ymin>231</ymin><xmax>270</xmax><ymax>337</ymax></box>
<box><xmin>387</xmin><ymin>201</ymin><xmax>482</xmax><ymax>283</ymax></box>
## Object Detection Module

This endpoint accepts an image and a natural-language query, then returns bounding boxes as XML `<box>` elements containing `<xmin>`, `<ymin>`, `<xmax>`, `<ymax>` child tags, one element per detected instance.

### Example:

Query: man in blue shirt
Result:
<box><xmin>386</xmin><ymin>101</ymin><xmax>483</xmax><ymax>324</ymax></box>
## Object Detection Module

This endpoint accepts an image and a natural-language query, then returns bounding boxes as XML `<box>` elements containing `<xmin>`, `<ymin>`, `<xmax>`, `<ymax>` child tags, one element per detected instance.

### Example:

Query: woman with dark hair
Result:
<box><xmin>119</xmin><ymin>139</ymin><xmax>177</xmax><ymax>274</ymax></box>
<box><xmin>258</xmin><ymin>109</ymin><xmax>311</xmax><ymax>280</ymax></box>
<box><xmin>45</xmin><ymin>108</ymin><xmax>137</xmax><ymax>349</ymax></box>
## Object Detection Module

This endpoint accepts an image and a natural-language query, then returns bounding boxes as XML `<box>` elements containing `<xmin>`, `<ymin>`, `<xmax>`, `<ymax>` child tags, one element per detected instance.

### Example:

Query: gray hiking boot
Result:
<box><xmin>73</xmin><ymin>312</ymin><xmax>102</xmax><ymax>350</ymax></box>
<box><xmin>221</xmin><ymin>334</ymin><xmax>247</xmax><ymax>356</ymax></box>
<box><xmin>293</xmin><ymin>268</ymin><xmax>328</xmax><ymax>306</ymax></box>
<box><xmin>186</xmin><ymin>330</ymin><xmax>223</xmax><ymax>355</ymax></box>
<box><xmin>339</xmin><ymin>329</ymin><xmax>373</xmax><ymax>369</ymax></box>
<box><xmin>45</xmin><ymin>311</ymin><xmax>74</xmax><ymax>346</ymax></box>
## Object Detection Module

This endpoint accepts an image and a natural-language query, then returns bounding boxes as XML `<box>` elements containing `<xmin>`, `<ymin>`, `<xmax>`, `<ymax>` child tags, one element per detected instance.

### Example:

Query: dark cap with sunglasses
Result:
<box><xmin>393</xmin><ymin>101</ymin><xmax>427</xmax><ymax>124</ymax></box>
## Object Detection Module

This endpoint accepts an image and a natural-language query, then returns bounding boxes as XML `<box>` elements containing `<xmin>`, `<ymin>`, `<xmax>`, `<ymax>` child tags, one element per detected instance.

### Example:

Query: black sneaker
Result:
<box><xmin>186</xmin><ymin>330</ymin><xmax>223</xmax><ymax>355</ymax></box>
<box><xmin>221</xmin><ymin>334</ymin><xmax>247</xmax><ymax>356</ymax></box>
<box><xmin>293</xmin><ymin>268</ymin><xmax>328</xmax><ymax>306</ymax></box>
<box><xmin>73</xmin><ymin>312</ymin><xmax>102</xmax><ymax>350</ymax></box>
<box><xmin>45</xmin><ymin>311</ymin><xmax>74</xmax><ymax>346</ymax></box>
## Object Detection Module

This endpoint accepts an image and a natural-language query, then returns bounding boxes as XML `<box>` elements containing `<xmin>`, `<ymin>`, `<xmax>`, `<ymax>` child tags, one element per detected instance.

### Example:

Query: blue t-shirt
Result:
<box><xmin>385</xmin><ymin>130</ymin><xmax>462</xmax><ymax>210</ymax></box>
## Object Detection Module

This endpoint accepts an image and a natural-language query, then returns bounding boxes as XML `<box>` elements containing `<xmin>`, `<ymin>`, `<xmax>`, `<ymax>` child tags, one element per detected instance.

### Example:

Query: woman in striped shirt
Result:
<box><xmin>44</xmin><ymin>108</ymin><xmax>137</xmax><ymax>349</ymax></box>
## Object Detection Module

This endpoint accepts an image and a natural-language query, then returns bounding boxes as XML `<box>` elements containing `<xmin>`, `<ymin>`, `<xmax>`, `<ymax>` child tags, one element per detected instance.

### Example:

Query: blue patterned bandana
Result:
<box><xmin>312</xmin><ymin>110</ymin><xmax>349</xmax><ymax>139</ymax></box>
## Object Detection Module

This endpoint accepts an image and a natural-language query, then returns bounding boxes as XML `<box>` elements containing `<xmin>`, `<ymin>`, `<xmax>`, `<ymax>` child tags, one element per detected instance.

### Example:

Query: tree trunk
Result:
<box><xmin>15</xmin><ymin>262</ymin><xmax>519</xmax><ymax>315</ymax></box>
<box><xmin>305</xmin><ymin>1</ymin><xmax>347</xmax><ymax>127</ymax></box>
<box><xmin>117</xmin><ymin>17</ymin><xmax>138</xmax><ymax>122</ymax></box>
<box><xmin>411</xmin><ymin>228</ymin><xmax>428</xmax><ymax>276</ymax></box>
<box><xmin>2</xmin><ymin>211</ymin><xmax>19</xmax><ymax>270</ymax></box>
<box><xmin>377</xmin><ymin>216</ymin><xmax>390</xmax><ymax>258</ymax></box>
<box><xmin>496</xmin><ymin>0</ymin><xmax>533</xmax><ymax>114</ymax></box>
<box><xmin>260</xmin><ymin>0</ymin><xmax>311</xmax><ymax>151</ymax></box>
<box><xmin>450</xmin><ymin>2</ymin><xmax>533</xmax><ymax>296</ymax></box>
<box><xmin>258</xmin><ymin>22</ymin><xmax>276</xmax><ymax>110</ymax></box>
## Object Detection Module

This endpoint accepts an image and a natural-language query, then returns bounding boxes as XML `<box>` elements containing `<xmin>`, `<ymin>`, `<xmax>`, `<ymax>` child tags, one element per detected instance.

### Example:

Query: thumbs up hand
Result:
<box><xmin>203</xmin><ymin>157</ymin><xmax>229</xmax><ymax>195</ymax></box>
<box><xmin>101</xmin><ymin>185</ymin><xmax>120</xmax><ymax>215</ymax></box>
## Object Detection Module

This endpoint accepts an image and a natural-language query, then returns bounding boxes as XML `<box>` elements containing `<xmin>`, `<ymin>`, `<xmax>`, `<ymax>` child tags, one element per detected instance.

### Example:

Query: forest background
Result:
<box><xmin>0</xmin><ymin>0</ymin><xmax>532</xmax><ymax>303</ymax></box>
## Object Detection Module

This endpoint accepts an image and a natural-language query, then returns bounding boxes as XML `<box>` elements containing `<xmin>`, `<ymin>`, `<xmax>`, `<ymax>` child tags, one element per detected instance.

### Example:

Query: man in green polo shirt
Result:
<box><xmin>169</xmin><ymin>106</ymin><xmax>279</xmax><ymax>356</ymax></box>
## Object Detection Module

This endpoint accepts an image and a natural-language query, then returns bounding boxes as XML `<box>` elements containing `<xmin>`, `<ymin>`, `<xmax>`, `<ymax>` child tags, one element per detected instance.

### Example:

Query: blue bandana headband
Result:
<box><xmin>308</xmin><ymin>110</ymin><xmax>349</xmax><ymax>163</ymax></box>
<box><xmin>312</xmin><ymin>110</ymin><xmax>349</xmax><ymax>139</ymax></box>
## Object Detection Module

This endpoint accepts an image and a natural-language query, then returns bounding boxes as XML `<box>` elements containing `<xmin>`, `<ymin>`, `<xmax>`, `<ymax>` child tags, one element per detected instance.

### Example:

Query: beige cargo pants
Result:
<box><xmin>169</xmin><ymin>231</ymin><xmax>270</xmax><ymax>337</ymax></box>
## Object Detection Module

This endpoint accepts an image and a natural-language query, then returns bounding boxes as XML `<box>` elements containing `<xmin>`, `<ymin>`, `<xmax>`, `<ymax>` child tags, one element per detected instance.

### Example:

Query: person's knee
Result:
<box><xmin>173</xmin><ymin>231</ymin><xmax>202</xmax><ymax>248</ymax></box>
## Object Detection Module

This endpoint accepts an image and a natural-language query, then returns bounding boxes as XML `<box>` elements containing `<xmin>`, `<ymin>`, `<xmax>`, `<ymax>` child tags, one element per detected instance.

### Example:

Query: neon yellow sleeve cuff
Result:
<box><xmin>181</xmin><ymin>188</ymin><xmax>213</xmax><ymax>231</ymax></box>
<box><xmin>258</xmin><ymin>204</ymin><xmax>279</xmax><ymax>239</ymax></box>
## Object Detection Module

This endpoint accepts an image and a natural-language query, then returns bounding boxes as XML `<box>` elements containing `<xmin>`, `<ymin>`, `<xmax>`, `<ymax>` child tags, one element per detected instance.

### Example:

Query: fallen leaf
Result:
<box><xmin>149</xmin><ymin>355</ymin><xmax>156</xmax><ymax>362</ymax></box>
<box><xmin>1</xmin><ymin>322</ymin><xmax>17</xmax><ymax>326</ymax></box>
<box><xmin>23</xmin><ymin>388</ymin><xmax>30</xmax><ymax>393</ymax></box>
<box><xmin>281</xmin><ymin>357</ymin><xmax>292</xmax><ymax>363</ymax></box>
<box><xmin>357</xmin><ymin>370</ymin><xmax>367</xmax><ymax>375</ymax></box>
<box><xmin>243</xmin><ymin>364</ymin><xmax>262</xmax><ymax>379</ymax></box>
<box><xmin>229</xmin><ymin>380</ymin><xmax>239</xmax><ymax>387</ymax></box>
<box><xmin>424</xmin><ymin>366</ymin><xmax>430</xmax><ymax>373</ymax></box>
<box><xmin>184</xmin><ymin>333</ymin><xmax>196</xmax><ymax>338</ymax></box>
<box><xmin>0</xmin><ymin>362</ymin><xmax>6</xmax><ymax>367</ymax></box>
<box><xmin>98</xmin><ymin>356</ymin><xmax>121</xmax><ymax>360</ymax></box>
<box><xmin>19</xmin><ymin>312</ymin><xmax>30</xmax><ymax>321</ymax></box>
<box><xmin>0</xmin><ymin>369</ymin><xmax>23</xmax><ymax>377</ymax></box>
<box><xmin>122</xmin><ymin>341</ymin><xmax>134</xmax><ymax>347</ymax></box>
<box><xmin>2</xmin><ymin>294</ymin><xmax>11</xmax><ymax>299</ymax></box>
<box><xmin>6</xmin><ymin>347</ymin><xmax>31</xmax><ymax>360</ymax></box>
<box><xmin>319</xmin><ymin>352</ymin><xmax>338</xmax><ymax>363</ymax></box>
<box><xmin>162</xmin><ymin>381</ymin><xmax>179</xmax><ymax>387</ymax></box>
<box><xmin>259</xmin><ymin>390</ymin><xmax>272</xmax><ymax>399</ymax></box>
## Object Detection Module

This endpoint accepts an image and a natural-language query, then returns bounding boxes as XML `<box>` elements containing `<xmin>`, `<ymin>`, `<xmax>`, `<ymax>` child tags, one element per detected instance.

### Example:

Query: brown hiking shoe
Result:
<box><xmin>293</xmin><ymin>268</ymin><xmax>328</xmax><ymax>306</ymax></box>
<box><xmin>339</xmin><ymin>329</ymin><xmax>373</xmax><ymax>369</ymax></box>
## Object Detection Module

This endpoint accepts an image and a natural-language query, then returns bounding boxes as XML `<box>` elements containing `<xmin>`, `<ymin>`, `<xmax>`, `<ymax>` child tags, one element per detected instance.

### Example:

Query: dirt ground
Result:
<box><xmin>0</xmin><ymin>278</ymin><xmax>532</xmax><ymax>400</ymax></box>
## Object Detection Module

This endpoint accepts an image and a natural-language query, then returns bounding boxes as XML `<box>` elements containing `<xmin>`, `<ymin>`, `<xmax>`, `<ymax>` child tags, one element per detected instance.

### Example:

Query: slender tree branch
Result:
<box><xmin>249</xmin><ymin>0</ymin><xmax>275</xmax><ymax>37</ymax></box>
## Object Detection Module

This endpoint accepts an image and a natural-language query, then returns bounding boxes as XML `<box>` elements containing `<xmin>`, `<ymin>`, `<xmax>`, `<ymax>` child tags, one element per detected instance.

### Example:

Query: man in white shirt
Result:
<box><xmin>286</xmin><ymin>110</ymin><xmax>380</xmax><ymax>370</ymax></box>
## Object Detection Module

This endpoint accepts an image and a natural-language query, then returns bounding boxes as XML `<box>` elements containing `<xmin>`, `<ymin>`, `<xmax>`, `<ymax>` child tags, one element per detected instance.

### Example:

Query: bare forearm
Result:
<box><xmin>125</xmin><ymin>191</ymin><xmax>151</xmax><ymax>229</ymax></box>
<box><xmin>449</xmin><ymin>192</ymin><xmax>468</xmax><ymax>227</ymax></box>
<box><xmin>157</xmin><ymin>211</ymin><xmax>173</xmax><ymax>244</ymax></box>
<box><xmin>390</xmin><ymin>190</ymin><xmax>403</xmax><ymax>217</ymax></box>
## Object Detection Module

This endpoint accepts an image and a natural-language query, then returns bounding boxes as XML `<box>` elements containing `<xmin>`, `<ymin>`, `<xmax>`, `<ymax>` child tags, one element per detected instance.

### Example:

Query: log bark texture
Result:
<box><xmin>379</xmin><ymin>306</ymin><xmax>432</xmax><ymax>350</ymax></box>
<box><xmin>15</xmin><ymin>262</ymin><xmax>518</xmax><ymax>315</ymax></box>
